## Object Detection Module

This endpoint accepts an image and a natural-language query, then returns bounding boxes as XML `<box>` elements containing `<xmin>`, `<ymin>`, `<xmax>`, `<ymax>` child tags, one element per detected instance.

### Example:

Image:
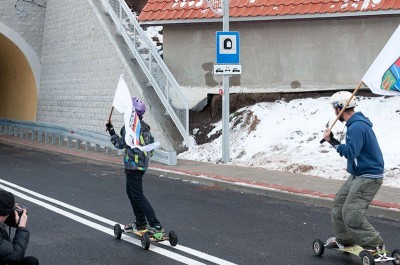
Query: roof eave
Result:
<box><xmin>139</xmin><ymin>9</ymin><xmax>400</xmax><ymax>26</ymax></box>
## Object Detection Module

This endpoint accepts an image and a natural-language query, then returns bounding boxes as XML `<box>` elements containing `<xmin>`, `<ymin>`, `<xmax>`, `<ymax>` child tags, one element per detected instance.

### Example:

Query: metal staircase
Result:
<box><xmin>100</xmin><ymin>0</ymin><xmax>190</xmax><ymax>145</ymax></box>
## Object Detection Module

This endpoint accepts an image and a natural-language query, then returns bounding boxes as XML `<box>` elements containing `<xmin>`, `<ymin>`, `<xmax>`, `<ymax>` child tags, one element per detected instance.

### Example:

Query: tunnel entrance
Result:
<box><xmin>0</xmin><ymin>33</ymin><xmax>37</xmax><ymax>121</ymax></box>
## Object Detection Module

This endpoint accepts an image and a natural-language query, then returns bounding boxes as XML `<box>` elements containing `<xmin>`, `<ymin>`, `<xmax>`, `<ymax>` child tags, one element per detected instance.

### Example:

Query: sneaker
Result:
<box><xmin>325</xmin><ymin>237</ymin><xmax>341</xmax><ymax>249</ymax></box>
<box><xmin>326</xmin><ymin>237</ymin><xmax>358</xmax><ymax>249</ymax></box>
<box><xmin>149</xmin><ymin>225</ymin><xmax>164</xmax><ymax>233</ymax></box>
<box><xmin>135</xmin><ymin>224</ymin><xmax>148</xmax><ymax>231</ymax></box>
<box><xmin>124</xmin><ymin>222</ymin><xmax>134</xmax><ymax>231</ymax></box>
<box><xmin>365</xmin><ymin>245</ymin><xmax>387</xmax><ymax>256</ymax></box>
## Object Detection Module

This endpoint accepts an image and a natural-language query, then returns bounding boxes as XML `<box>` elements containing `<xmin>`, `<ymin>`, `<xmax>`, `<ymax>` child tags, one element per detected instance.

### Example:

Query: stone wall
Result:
<box><xmin>37</xmin><ymin>0</ymin><xmax>172</xmax><ymax>149</ymax></box>
<box><xmin>0</xmin><ymin>0</ymin><xmax>179</xmax><ymax>151</ymax></box>
<box><xmin>0</xmin><ymin>0</ymin><xmax>46</xmax><ymax>57</ymax></box>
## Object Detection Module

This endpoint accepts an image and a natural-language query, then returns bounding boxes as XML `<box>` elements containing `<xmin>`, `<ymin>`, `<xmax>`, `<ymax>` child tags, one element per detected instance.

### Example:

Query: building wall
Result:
<box><xmin>38</xmin><ymin>0</ymin><xmax>121</xmax><ymax>132</ymax></box>
<box><xmin>0</xmin><ymin>0</ymin><xmax>46</xmax><ymax>58</ymax></box>
<box><xmin>37</xmin><ymin>0</ymin><xmax>170</xmax><ymax>149</ymax></box>
<box><xmin>0</xmin><ymin>34</ymin><xmax>36</xmax><ymax>121</ymax></box>
<box><xmin>0</xmin><ymin>0</ymin><xmax>177</xmax><ymax>150</ymax></box>
<box><xmin>163</xmin><ymin>16</ymin><xmax>400</xmax><ymax>105</ymax></box>
<box><xmin>1</xmin><ymin>1</ymin><xmax>398</xmax><ymax>149</ymax></box>
<box><xmin>0</xmin><ymin>1</ymin><xmax>44</xmax><ymax>121</ymax></box>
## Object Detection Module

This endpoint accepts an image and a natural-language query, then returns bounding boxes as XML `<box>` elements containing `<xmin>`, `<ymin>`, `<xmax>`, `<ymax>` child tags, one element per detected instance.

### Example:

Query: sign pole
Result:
<box><xmin>221</xmin><ymin>0</ymin><xmax>230</xmax><ymax>163</ymax></box>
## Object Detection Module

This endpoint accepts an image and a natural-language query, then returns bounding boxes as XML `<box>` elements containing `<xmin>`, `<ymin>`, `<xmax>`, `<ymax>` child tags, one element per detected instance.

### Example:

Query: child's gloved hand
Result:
<box><xmin>105</xmin><ymin>121</ymin><xmax>116</xmax><ymax>136</ymax></box>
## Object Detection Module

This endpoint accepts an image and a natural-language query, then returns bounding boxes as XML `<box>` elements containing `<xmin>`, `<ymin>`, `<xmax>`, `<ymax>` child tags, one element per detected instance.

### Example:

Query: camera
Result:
<box><xmin>5</xmin><ymin>207</ymin><xmax>24</xmax><ymax>228</ymax></box>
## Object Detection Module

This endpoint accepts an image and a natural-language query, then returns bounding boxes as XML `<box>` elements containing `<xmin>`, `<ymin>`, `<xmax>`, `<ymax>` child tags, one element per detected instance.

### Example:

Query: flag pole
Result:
<box><xmin>320</xmin><ymin>81</ymin><xmax>364</xmax><ymax>144</ymax></box>
<box><xmin>106</xmin><ymin>106</ymin><xmax>114</xmax><ymax>131</ymax></box>
<box><xmin>108</xmin><ymin>107</ymin><xmax>114</xmax><ymax>123</ymax></box>
<box><xmin>108</xmin><ymin>106</ymin><xmax>114</xmax><ymax>122</ymax></box>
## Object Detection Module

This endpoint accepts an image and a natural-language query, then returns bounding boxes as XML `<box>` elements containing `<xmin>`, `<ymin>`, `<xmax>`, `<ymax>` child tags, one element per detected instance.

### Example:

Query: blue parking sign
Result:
<box><xmin>216</xmin><ymin>31</ymin><xmax>240</xmax><ymax>64</ymax></box>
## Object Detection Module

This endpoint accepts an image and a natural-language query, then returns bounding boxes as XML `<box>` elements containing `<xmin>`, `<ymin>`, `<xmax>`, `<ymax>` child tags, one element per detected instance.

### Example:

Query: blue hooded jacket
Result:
<box><xmin>336</xmin><ymin>112</ymin><xmax>384</xmax><ymax>178</ymax></box>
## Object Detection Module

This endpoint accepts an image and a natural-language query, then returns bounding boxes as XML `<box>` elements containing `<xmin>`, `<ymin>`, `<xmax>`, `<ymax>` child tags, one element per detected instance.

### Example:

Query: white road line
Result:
<box><xmin>0</xmin><ymin>179</ymin><xmax>237</xmax><ymax>265</ymax></box>
<box><xmin>0</xmin><ymin>183</ymin><xmax>206</xmax><ymax>265</ymax></box>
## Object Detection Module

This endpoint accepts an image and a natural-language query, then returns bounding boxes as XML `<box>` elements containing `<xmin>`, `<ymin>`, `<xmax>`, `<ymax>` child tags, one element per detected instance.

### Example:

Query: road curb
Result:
<box><xmin>147</xmin><ymin>166</ymin><xmax>400</xmax><ymax>221</ymax></box>
<box><xmin>1</xmin><ymin>136</ymin><xmax>400</xmax><ymax>220</ymax></box>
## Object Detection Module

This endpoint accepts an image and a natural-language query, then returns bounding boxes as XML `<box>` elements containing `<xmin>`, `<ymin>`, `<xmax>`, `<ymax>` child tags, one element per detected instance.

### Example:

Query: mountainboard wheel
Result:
<box><xmin>114</xmin><ymin>224</ymin><xmax>122</xmax><ymax>239</ymax></box>
<box><xmin>391</xmin><ymin>249</ymin><xmax>400</xmax><ymax>265</ymax></box>
<box><xmin>359</xmin><ymin>250</ymin><xmax>375</xmax><ymax>265</ymax></box>
<box><xmin>141</xmin><ymin>232</ymin><xmax>150</xmax><ymax>250</ymax></box>
<box><xmin>168</xmin><ymin>230</ymin><xmax>178</xmax><ymax>246</ymax></box>
<box><xmin>312</xmin><ymin>239</ymin><xmax>324</xmax><ymax>256</ymax></box>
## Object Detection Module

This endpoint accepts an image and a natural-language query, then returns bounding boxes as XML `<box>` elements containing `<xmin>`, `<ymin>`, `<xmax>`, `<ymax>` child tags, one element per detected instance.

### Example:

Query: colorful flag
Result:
<box><xmin>362</xmin><ymin>25</ymin><xmax>400</xmax><ymax>96</ymax></box>
<box><xmin>112</xmin><ymin>75</ymin><xmax>160</xmax><ymax>152</ymax></box>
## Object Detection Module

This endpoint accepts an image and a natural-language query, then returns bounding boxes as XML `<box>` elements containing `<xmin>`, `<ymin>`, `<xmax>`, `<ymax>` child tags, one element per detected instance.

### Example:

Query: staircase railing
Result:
<box><xmin>100</xmin><ymin>0</ymin><xmax>190</xmax><ymax>144</ymax></box>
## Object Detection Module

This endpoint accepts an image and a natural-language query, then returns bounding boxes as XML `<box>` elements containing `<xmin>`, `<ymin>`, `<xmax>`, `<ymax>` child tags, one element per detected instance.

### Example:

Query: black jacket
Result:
<box><xmin>0</xmin><ymin>224</ymin><xmax>30</xmax><ymax>265</ymax></box>
<box><xmin>110</xmin><ymin>121</ymin><xmax>154</xmax><ymax>172</ymax></box>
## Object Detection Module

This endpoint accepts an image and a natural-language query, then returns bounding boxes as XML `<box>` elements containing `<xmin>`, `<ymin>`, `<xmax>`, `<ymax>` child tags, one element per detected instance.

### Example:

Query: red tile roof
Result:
<box><xmin>138</xmin><ymin>0</ymin><xmax>400</xmax><ymax>23</ymax></box>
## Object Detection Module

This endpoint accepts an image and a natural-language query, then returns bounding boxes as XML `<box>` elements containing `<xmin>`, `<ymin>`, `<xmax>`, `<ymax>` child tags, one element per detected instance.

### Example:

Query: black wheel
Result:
<box><xmin>391</xmin><ymin>249</ymin><xmax>400</xmax><ymax>265</ymax></box>
<box><xmin>312</xmin><ymin>239</ymin><xmax>324</xmax><ymax>256</ymax></box>
<box><xmin>359</xmin><ymin>250</ymin><xmax>375</xmax><ymax>265</ymax></box>
<box><xmin>114</xmin><ymin>224</ymin><xmax>122</xmax><ymax>239</ymax></box>
<box><xmin>168</xmin><ymin>230</ymin><xmax>178</xmax><ymax>247</ymax></box>
<box><xmin>141</xmin><ymin>232</ymin><xmax>151</xmax><ymax>250</ymax></box>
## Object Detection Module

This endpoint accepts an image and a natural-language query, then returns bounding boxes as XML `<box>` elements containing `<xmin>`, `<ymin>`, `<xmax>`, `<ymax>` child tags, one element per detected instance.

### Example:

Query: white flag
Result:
<box><xmin>362</xmin><ymin>25</ymin><xmax>400</xmax><ymax>96</ymax></box>
<box><xmin>111</xmin><ymin>75</ymin><xmax>160</xmax><ymax>151</ymax></box>
<box><xmin>112</xmin><ymin>75</ymin><xmax>132</xmax><ymax>113</ymax></box>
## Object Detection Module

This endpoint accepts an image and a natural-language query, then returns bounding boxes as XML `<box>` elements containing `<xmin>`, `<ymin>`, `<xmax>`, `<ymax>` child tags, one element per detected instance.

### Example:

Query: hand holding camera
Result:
<box><xmin>5</xmin><ymin>205</ymin><xmax>27</xmax><ymax>228</ymax></box>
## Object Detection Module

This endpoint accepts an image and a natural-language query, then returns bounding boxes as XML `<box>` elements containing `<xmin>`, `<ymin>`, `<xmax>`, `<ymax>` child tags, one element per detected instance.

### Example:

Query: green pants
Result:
<box><xmin>331</xmin><ymin>175</ymin><xmax>383</xmax><ymax>248</ymax></box>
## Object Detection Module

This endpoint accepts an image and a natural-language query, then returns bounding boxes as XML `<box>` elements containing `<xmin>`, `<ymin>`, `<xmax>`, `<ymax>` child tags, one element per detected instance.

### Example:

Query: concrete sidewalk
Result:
<box><xmin>1</xmin><ymin>134</ymin><xmax>400</xmax><ymax>220</ymax></box>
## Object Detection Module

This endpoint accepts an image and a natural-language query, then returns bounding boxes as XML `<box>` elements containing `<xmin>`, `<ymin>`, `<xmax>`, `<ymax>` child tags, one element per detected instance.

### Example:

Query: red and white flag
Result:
<box><xmin>362</xmin><ymin>25</ymin><xmax>400</xmax><ymax>96</ymax></box>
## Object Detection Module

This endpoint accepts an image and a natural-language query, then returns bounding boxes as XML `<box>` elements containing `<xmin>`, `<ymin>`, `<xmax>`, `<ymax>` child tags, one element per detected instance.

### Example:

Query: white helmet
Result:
<box><xmin>330</xmin><ymin>91</ymin><xmax>356</xmax><ymax>109</ymax></box>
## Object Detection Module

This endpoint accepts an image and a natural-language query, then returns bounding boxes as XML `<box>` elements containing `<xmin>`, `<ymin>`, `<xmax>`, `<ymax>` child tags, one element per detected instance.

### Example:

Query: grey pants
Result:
<box><xmin>331</xmin><ymin>175</ymin><xmax>383</xmax><ymax>248</ymax></box>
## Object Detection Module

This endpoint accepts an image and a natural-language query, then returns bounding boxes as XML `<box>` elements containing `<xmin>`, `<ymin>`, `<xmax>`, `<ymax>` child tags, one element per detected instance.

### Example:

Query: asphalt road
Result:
<box><xmin>0</xmin><ymin>142</ymin><xmax>399</xmax><ymax>265</ymax></box>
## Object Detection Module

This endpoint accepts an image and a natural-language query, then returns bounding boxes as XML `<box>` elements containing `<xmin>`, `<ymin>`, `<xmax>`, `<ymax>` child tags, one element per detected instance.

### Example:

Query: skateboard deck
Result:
<box><xmin>312</xmin><ymin>239</ymin><xmax>400</xmax><ymax>265</ymax></box>
<box><xmin>113</xmin><ymin>224</ymin><xmax>178</xmax><ymax>250</ymax></box>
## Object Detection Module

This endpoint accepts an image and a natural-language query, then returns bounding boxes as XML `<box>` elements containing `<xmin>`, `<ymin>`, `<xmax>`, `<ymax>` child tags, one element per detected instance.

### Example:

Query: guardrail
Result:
<box><xmin>0</xmin><ymin>119</ymin><xmax>177</xmax><ymax>166</ymax></box>
<box><xmin>100</xmin><ymin>0</ymin><xmax>190</xmax><ymax>144</ymax></box>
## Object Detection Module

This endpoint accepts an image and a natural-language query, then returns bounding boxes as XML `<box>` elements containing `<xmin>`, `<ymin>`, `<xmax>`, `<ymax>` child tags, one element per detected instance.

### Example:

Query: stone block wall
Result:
<box><xmin>37</xmin><ymin>0</ymin><xmax>170</xmax><ymax>149</ymax></box>
<box><xmin>0</xmin><ymin>0</ymin><xmax>46</xmax><ymax>57</ymax></box>
<box><xmin>0</xmin><ymin>0</ymin><xmax>178</xmax><ymax>151</ymax></box>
